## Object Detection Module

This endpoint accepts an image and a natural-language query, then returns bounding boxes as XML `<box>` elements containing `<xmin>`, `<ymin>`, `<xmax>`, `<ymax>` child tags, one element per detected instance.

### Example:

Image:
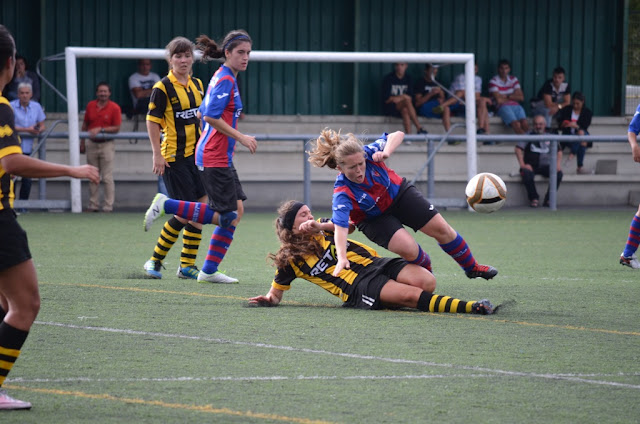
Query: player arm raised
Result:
<box><xmin>372</xmin><ymin>131</ymin><xmax>404</xmax><ymax>162</ymax></box>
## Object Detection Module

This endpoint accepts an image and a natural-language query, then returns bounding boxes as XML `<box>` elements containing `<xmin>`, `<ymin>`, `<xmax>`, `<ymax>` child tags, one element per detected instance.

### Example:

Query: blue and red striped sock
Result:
<box><xmin>164</xmin><ymin>199</ymin><xmax>216</xmax><ymax>224</ymax></box>
<box><xmin>202</xmin><ymin>225</ymin><xmax>236</xmax><ymax>274</ymax></box>
<box><xmin>623</xmin><ymin>214</ymin><xmax>640</xmax><ymax>258</ymax></box>
<box><xmin>438</xmin><ymin>233</ymin><xmax>477</xmax><ymax>272</ymax></box>
<box><xmin>409</xmin><ymin>244</ymin><xmax>432</xmax><ymax>272</ymax></box>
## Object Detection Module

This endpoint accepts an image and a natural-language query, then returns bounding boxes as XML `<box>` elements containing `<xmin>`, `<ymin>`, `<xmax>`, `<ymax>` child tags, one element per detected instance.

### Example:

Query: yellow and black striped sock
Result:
<box><xmin>180</xmin><ymin>223</ymin><xmax>202</xmax><ymax>268</ymax></box>
<box><xmin>417</xmin><ymin>292</ymin><xmax>474</xmax><ymax>313</ymax></box>
<box><xmin>0</xmin><ymin>322</ymin><xmax>29</xmax><ymax>387</ymax></box>
<box><xmin>150</xmin><ymin>217</ymin><xmax>186</xmax><ymax>263</ymax></box>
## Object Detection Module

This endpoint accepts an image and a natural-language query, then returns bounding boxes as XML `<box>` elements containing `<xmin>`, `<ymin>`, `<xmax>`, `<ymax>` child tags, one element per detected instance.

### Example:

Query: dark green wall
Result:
<box><xmin>0</xmin><ymin>0</ymin><xmax>627</xmax><ymax>116</ymax></box>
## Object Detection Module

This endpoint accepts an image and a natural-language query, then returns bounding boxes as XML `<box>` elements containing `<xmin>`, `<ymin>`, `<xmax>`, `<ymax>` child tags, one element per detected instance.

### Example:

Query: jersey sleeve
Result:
<box><xmin>0</xmin><ymin>102</ymin><xmax>22</xmax><ymax>158</ymax></box>
<box><xmin>331</xmin><ymin>191</ymin><xmax>353</xmax><ymax>228</ymax></box>
<box><xmin>147</xmin><ymin>83</ymin><xmax>167</xmax><ymax>124</ymax></box>
<box><xmin>629</xmin><ymin>106</ymin><xmax>640</xmax><ymax>135</ymax></box>
<box><xmin>201</xmin><ymin>76</ymin><xmax>234</xmax><ymax>119</ymax></box>
<box><xmin>272</xmin><ymin>265</ymin><xmax>296</xmax><ymax>291</ymax></box>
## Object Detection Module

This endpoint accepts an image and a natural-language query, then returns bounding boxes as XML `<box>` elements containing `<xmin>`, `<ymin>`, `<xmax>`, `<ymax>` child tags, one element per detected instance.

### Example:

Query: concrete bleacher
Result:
<box><xmin>25</xmin><ymin>112</ymin><xmax>640</xmax><ymax>211</ymax></box>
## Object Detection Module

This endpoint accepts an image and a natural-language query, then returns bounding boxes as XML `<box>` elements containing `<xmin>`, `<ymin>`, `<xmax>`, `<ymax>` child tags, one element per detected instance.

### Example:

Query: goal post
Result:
<box><xmin>65</xmin><ymin>47</ymin><xmax>477</xmax><ymax>212</ymax></box>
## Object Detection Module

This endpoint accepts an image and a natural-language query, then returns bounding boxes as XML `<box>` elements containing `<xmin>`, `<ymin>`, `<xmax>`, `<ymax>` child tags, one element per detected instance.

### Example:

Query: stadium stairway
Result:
<box><xmin>28</xmin><ymin>113</ymin><xmax>640</xmax><ymax>211</ymax></box>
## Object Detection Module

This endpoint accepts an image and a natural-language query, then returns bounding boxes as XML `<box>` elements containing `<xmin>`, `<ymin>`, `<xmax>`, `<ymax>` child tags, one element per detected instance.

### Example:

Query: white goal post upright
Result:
<box><xmin>65</xmin><ymin>47</ymin><xmax>477</xmax><ymax>213</ymax></box>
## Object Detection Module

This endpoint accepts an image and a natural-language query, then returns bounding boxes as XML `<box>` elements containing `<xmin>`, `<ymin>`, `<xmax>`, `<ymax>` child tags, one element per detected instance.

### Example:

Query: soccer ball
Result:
<box><xmin>465</xmin><ymin>172</ymin><xmax>507</xmax><ymax>213</ymax></box>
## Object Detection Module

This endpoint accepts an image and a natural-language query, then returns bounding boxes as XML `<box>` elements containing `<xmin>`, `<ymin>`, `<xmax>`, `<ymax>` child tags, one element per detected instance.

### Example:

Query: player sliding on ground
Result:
<box><xmin>308</xmin><ymin>129</ymin><xmax>497</xmax><ymax>279</ymax></box>
<box><xmin>144</xmin><ymin>193</ymin><xmax>238</xmax><ymax>283</ymax></box>
<box><xmin>249</xmin><ymin>201</ymin><xmax>495</xmax><ymax>314</ymax></box>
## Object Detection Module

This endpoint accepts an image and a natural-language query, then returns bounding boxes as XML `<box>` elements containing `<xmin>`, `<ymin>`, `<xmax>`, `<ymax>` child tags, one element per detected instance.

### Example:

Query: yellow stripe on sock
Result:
<box><xmin>438</xmin><ymin>296</ymin><xmax>452</xmax><ymax>312</ymax></box>
<box><xmin>0</xmin><ymin>346</ymin><xmax>20</xmax><ymax>358</ymax></box>
<box><xmin>429</xmin><ymin>295</ymin><xmax>438</xmax><ymax>312</ymax></box>
<box><xmin>450</xmin><ymin>299</ymin><xmax>460</xmax><ymax>313</ymax></box>
<box><xmin>465</xmin><ymin>302</ymin><xmax>476</xmax><ymax>313</ymax></box>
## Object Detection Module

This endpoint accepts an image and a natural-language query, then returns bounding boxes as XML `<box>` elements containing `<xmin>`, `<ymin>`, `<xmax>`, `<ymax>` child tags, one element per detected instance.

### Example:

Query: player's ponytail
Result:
<box><xmin>197</xmin><ymin>30</ymin><xmax>252</xmax><ymax>63</ymax></box>
<box><xmin>308</xmin><ymin>128</ymin><xmax>364</xmax><ymax>170</ymax></box>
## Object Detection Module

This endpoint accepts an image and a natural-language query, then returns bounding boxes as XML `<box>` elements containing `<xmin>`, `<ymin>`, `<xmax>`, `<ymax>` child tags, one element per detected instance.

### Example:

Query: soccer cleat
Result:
<box><xmin>143</xmin><ymin>193</ymin><xmax>168</xmax><ymax>232</ymax></box>
<box><xmin>219</xmin><ymin>211</ymin><xmax>238</xmax><ymax>228</ymax></box>
<box><xmin>0</xmin><ymin>389</ymin><xmax>32</xmax><ymax>410</ymax></box>
<box><xmin>471</xmin><ymin>299</ymin><xmax>495</xmax><ymax>315</ymax></box>
<box><xmin>197</xmin><ymin>270</ymin><xmax>239</xmax><ymax>284</ymax></box>
<box><xmin>143</xmin><ymin>259</ymin><xmax>163</xmax><ymax>279</ymax></box>
<box><xmin>619</xmin><ymin>253</ymin><xmax>640</xmax><ymax>269</ymax></box>
<box><xmin>465</xmin><ymin>264</ymin><xmax>498</xmax><ymax>280</ymax></box>
<box><xmin>177</xmin><ymin>265</ymin><xmax>200</xmax><ymax>280</ymax></box>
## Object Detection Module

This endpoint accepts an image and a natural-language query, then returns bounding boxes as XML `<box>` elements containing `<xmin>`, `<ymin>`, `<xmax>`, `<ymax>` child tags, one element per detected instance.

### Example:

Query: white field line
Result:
<box><xmin>10</xmin><ymin>372</ymin><xmax>640</xmax><ymax>384</ymax></box>
<box><xmin>34</xmin><ymin>321</ymin><xmax>640</xmax><ymax>390</ymax></box>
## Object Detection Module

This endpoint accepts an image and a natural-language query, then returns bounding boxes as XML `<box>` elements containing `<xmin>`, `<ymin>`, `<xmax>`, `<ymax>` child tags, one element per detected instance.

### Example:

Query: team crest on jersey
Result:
<box><xmin>170</xmin><ymin>97</ymin><xmax>179</xmax><ymax>104</ymax></box>
<box><xmin>373</xmin><ymin>170</ymin><xmax>380</xmax><ymax>177</ymax></box>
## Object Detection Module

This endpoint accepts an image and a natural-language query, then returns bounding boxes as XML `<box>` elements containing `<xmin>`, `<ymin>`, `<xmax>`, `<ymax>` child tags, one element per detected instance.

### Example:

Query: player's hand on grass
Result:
<box><xmin>248</xmin><ymin>295</ymin><xmax>277</xmax><ymax>307</ymax></box>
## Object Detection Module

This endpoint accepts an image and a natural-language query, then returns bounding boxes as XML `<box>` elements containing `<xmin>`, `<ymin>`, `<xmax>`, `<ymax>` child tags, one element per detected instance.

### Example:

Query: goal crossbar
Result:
<box><xmin>65</xmin><ymin>47</ymin><xmax>477</xmax><ymax>212</ymax></box>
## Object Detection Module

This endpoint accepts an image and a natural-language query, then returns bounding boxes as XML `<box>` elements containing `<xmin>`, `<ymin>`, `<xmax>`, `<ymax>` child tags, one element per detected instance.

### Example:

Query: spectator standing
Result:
<box><xmin>515</xmin><ymin>115</ymin><xmax>563</xmax><ymax>208</ymax></box>
<box><xmin>382</xmin><ymin>62</ymin><xmax>427</xmax><ymax>135</ymax></box>
<box><xmin>81</xmin><ymin>81</ymin><xmax>122</xmax><ymax>212</ymax></box>
<box><xmin>557</xmin><ymin>91</ymin><xmax>592</xmax><ymax>174</ymax></box>
<box><xmin>530</xmin><ymin>66</ymin><xmax>571</xmax><ymax>128</ymax></box>
<box><xmin>3</xmin><ymin>55</ymin><xmax>40</xmax><ymax>102</ymax></box>
<box><xmin>129</xmin><ymin>59</ymin><xmax>161</xmax><ymax>116</ymax></box>
<box><xmin>413</xmin><ymin>64</ymin><xmax>451</xmax><ymax>132</ymax></box>
<box><xmin>489</xmin><ymin>59</ymin><xmax>529</xmax><ymax>134</ymax></box>
<box><xmin>9</xmin><ymin>82</ymin><xmax>45</xmax><ymax>204</ymax></box>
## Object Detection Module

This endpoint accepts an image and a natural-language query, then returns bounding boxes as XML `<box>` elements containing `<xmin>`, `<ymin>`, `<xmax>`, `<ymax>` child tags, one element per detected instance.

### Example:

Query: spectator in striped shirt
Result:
<box><xmin>489</xmin><ymin>59</ymin><xmax>529</xmax><ymax>134</ymax></box>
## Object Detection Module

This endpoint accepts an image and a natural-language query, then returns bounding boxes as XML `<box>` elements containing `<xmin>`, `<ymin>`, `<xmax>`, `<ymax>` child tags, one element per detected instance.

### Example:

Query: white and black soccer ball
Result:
<box><xmin>465</xmin><ymin>172</ymin><xmax>507</xmax><ymax>213</ymax></box>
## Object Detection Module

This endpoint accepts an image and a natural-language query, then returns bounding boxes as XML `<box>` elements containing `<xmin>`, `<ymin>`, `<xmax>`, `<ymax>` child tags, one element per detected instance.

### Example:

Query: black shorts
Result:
<box><xmin>0</xmin><ymin>209</ymin><xmax>31</xmax><ymax>272</ymax></box>
<box><xmin>357</xmin><ymin>181</ymin><xmax>439</xmax><ymax>249</ymax></box>
<box><xmin>199</xmin><ymin>166</ymin><xmax>247</xmax><ymax>213</ymax></box>
<box><xmin>344</xmin><ymin>257</ymin><xmax>408</xmax><ymax>310</ymax></box>
<box><xmin>383</xmin><ymin>102</ymin><xmax>401</xmax><ymax>118</ymax></box>
<box><xmin>163</xmin><ymin>156</ymin><xmax>206</xmax><ymax>201</ymax></box>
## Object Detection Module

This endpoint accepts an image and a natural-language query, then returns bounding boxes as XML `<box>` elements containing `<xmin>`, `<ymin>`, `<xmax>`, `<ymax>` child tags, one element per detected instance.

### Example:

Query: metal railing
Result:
<box><xmin>13</xmin><ymin>128</ymin><xmax>632</xmax><ymax>212</ymax></box>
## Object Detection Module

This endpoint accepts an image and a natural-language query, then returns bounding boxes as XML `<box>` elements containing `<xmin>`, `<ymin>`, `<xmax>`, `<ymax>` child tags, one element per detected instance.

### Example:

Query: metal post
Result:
<box><xmin>427</xmin><ymin>139</ymin><xmax>435</xmax><ymax>199</ymax></box>
<box><xmin>65</xmin><ymin>48</ymin><xmax>82</xmax><ymax>213</ymax></box>
<box><xmin>303</xmin><ymin>140</ymin><xmax>311</xmax><ymax>209</ymax></box>
<box><xmin>549</xmin><ymin>140</ymin><xmax>558</xmax><ymax>210</ymax></box>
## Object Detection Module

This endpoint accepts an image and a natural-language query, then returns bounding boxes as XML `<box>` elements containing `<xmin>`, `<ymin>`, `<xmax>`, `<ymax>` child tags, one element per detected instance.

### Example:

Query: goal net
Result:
<box><xmin>64</xmin><ymin>47</ymin><xmax>478</xmax><ymax>212</ymax></box>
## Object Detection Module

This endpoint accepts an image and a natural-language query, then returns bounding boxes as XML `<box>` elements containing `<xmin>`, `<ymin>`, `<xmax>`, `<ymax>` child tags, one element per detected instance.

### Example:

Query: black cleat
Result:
<box><xmin>466</xmin><ymin>264</ymin><xmax>498</xmax><ymax>280</ymax></box>
<box><xmin>471</xmin><ymin>299</ymin><xmax>495</xmax><ymax>315</ymax></box>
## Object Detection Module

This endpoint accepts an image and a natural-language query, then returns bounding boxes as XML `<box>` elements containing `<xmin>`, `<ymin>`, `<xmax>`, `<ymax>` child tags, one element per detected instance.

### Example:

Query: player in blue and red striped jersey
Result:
<box><xmin>620</xmin><ymin>103</ymin><xmax>640</xmax><ymax>269</ymax></box>
<box><xmin>308</xmin><ymin>129</ymin><xmax>497</xmax><ymax>280</ymax></box>
<box><xmin>192</xmin><ymin>30</ymin><xmax>257</xmax><ymax>284</ymax></box>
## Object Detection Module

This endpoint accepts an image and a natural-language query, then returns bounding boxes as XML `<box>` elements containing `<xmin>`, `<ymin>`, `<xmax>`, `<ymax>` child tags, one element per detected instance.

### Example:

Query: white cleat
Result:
<box><xmin>144</xmin><ymin>193</ymin><xmax>168</xmax><ymax>232</ymax></box>
<box><xmin>0</xmin><ymin>389</ymin><xmax>32</xmax><ymax>410</ymax></box>
<box><xmin>197</xmin><ymin>270</ymin><xmax>239</xmax><ymax>284</ymax></box>
<box><xmin>619</xmin><ymin>252</ymin><xmax>640</xmax><ymax>269</ymax></box>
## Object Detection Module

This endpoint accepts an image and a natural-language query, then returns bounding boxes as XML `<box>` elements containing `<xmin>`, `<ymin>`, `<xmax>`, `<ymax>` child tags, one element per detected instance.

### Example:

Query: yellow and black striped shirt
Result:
<box><xmin>147</xmin><ymin>71</ymin><xmax>204</xmax><ymax>162</ymax></box>
<box><xmin>272</xmin><ymin>230</ymin><xmax>380</xmax><ymax>302</ymax></box>
<box><xmin>0</xmin><ymin>96</ymin><xmax>22</xmax><ymax>211</ymax></box>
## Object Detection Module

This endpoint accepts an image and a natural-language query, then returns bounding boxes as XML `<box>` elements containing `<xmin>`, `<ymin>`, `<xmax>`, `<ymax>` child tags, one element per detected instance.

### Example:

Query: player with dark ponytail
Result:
<box><xmin>191</xmin><ymin>30</ymin><xmax>257</xmax><ymax>284</ymax></box>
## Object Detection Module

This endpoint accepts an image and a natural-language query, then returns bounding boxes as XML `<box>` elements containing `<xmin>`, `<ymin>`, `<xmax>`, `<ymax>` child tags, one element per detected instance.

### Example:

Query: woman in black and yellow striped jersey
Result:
<box><xmin>143</xmin><ymin>36</ymin><xmax>207</xmax><ymax>281</ymax></box>
<box><xmin>249</xmin><ymin>200</ymin><xmax>496</xmax><ymax>315</ymax></box>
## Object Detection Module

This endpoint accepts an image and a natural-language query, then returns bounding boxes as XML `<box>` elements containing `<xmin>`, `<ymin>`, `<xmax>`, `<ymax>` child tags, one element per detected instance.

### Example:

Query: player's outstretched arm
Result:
<box><xmin>373</xmin><ymin>131</ymin><xmax>404</xmax><ymax>162</ymax></box>
<box><xmin>628</xmin><ymin>132</ymin><xmax>640</xmax><ymax>163</ymax></box>
<box><xmin>249</xmin><ymin>287</ymin><xmax>284</xmax><ymax>307</ymax></box>
<box><xmin>1</xmin><ymin>153</ymin><xmax>99</xmax><ymax>183</ymax></box>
